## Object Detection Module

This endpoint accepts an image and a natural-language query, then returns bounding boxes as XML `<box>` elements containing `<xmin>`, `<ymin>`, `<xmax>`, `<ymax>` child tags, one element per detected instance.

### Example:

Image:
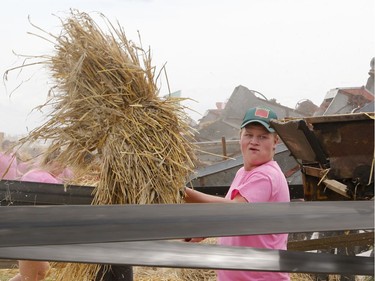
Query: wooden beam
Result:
<box><xmin>288</xmin><ymin>231</ymin><xmax>374</xmax><ymax>251</ymax></box>
<box><xmin>323</xmin><ymin>179</ymin><xmax>350</xmax><ymax>198</ymax></box>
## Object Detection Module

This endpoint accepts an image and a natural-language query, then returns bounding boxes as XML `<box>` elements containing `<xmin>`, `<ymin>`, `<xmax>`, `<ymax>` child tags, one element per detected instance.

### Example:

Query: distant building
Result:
<box><xmin>195</xmin><ymin>85</ymin><xmax>306</xmax><ymax>141</ymax></box>
<box><xmin>314</xmin><ymin>58</ymin><xmax>375</xmax><ymax>116</ymax></box>
<box><xmin>314</xmin><ymin>86</ymin><xmax>374</xmax><ymax>116</ymax></box>
<box><xmin>295</xmin><ymin>99</ymin><xmax>319</xmax><ymax>116</ymax></box>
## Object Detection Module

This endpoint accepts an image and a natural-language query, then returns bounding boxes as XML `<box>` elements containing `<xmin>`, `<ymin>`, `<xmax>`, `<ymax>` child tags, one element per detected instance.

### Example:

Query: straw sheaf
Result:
<box><xmin>12</xmin><ymin>10</ymin><xmax>197</xmax><ymax>280</ymax></box>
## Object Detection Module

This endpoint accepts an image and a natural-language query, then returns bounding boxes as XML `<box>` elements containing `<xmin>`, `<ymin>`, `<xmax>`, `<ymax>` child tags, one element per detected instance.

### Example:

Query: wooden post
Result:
<box><xmin>97</xmin><ymin>265</ymin><xmax>133</xmax><ymax>281</ymax></box>
<box><xmin>221</xmin><ymin>136</ymin><xmax>227</xmax><ymax>160</ymax></box>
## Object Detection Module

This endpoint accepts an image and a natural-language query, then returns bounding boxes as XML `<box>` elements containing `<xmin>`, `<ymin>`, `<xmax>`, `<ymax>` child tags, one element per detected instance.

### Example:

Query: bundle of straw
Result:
<box><xmin>10</xmin><ymin>10</ymin><xmax>197</xmax><ymax>281</ymax></box>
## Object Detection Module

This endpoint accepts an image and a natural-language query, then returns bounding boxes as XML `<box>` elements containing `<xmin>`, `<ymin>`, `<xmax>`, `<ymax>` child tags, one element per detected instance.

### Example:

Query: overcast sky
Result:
<box><xmin>1</xmin><ymin>0</ymin><xmax>374</xmax><ymax>136</ymax></box>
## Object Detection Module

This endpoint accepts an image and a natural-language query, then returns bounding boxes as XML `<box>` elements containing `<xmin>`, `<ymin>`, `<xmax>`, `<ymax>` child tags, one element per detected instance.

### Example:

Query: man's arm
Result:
<box><xmin>184</xmin><ymin>187</ymin><xmax>247</xmax><ymax>203</ymax></box>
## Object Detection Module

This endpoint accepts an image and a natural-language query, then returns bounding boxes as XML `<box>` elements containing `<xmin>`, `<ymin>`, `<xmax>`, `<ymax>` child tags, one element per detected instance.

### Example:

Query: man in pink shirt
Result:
<box><xmin>184</xmin><ymin>106</ymin><xmax>290</xmax><ymax>280</ymax></box>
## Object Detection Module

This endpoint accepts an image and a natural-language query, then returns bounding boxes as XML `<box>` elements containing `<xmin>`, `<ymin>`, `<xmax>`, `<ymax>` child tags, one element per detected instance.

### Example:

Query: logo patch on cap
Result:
<box><xmin>254</xmin><ymin>108</ymin><xmax>270</xmax><ymax>118</ymax></box>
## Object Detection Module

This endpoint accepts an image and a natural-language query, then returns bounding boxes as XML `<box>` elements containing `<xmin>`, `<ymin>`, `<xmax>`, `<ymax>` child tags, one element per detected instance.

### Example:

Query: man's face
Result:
<box><xmin>240</xmin><ymin>123</ymin><xmax>278</xmax><ymax>171</ymax></box>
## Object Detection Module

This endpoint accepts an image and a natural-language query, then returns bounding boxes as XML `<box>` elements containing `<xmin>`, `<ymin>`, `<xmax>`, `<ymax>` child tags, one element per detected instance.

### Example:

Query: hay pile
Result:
<box><xmin>10</xmin><ymin>10</ymin><xmax>196</xmax><ymax>281</ymax></box>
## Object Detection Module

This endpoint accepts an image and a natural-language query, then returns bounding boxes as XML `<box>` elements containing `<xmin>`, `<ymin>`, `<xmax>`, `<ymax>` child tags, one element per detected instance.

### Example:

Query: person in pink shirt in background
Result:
<box><xmin>183</xmin><ymin>107</ymin><xmax>290</xmax><ymax>281</ymax></box>
<box><xmin>15</xmin><ymin>151</ymin><xmax>37</xmax><ymax>179</ymax></box>
<box><xmin>0</xmin><ymin>140</ymin><xmax>19</xmax><ymax>180</ymax></box>
<box><xmin>20</xmin><ymin>150</ymin><xmax>73</xmax><ymax>184</ymax></box>
<box><xmin>9</xmin><ymin>150</ymin><xmax>73</xmax><ymax>281</ymax></box>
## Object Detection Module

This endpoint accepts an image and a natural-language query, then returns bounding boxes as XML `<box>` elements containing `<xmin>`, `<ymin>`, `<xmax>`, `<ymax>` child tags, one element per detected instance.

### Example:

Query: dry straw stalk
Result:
<box><xmin>9</xmin><ymin>9</ymin><xmax>197</xmax><ymax>280</ymax></box>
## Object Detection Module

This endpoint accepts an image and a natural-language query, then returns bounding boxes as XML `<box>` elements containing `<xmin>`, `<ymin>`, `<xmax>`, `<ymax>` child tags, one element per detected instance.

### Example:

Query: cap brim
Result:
<box><xmin>240</xmin><ymin>120</ymin><xmax>275</xmax><ymax>132</ymax></box>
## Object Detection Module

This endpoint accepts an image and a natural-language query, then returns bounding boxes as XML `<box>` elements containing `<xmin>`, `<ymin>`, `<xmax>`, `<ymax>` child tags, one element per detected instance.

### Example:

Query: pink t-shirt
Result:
<box><xmin>0</xmin><ymin>152</ymin><xmax>18</xmax><ymax>180</ymax></box>
<box><xmin>21</xmin><ymin>169</ymin><xmax>62</xmax><ymax>184</ymax></box>
<box><xmin>58</xmin><ymin>168</ymin><xmax>74</xmax><ymax>181</ymax></box>
<box><xmin>17</xmin><ymin>161</ymin><xmax>32</xmax><ymax>177</ymax></box>
<box><xmin>217</xmin><ymin>160</ymin><xmax>290</xmax><ymax>281</ymax></box>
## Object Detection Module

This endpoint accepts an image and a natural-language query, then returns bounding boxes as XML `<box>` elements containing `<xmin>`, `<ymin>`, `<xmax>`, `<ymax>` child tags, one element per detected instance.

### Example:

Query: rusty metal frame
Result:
<box><xmin>270</xmin><ymin>112</ymin><xmax>374</xmax><ymax>200</ymax></box>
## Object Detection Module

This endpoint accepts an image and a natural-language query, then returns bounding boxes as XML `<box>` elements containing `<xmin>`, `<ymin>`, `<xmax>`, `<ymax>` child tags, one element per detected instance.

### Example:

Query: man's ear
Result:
<box><xmin>274</xmin><ymin>134</ymin><xmax>279</xmax><ymax>146</ymax></box>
